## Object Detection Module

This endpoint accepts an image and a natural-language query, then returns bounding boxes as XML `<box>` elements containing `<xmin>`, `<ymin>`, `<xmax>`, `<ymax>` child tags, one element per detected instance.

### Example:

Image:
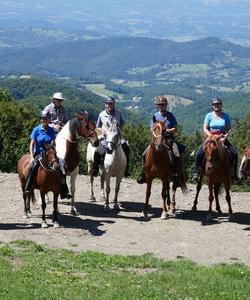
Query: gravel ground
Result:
<box><xmin>0</xmin><ymin>172</ymin><xmax>249</xmax><ymax>266</ymax></box>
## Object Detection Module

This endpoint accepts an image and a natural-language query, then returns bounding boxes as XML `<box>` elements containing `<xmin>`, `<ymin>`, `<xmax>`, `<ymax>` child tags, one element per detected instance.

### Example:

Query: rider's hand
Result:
<box><xmin>220</xmin><ymin>136</ymin><xmax>226</xmax><ymax>144</ymax></box>
<box><xmin>54</xmin><ymin>124</ymin><xmax>62</xmax><ymax>132</ymax></box>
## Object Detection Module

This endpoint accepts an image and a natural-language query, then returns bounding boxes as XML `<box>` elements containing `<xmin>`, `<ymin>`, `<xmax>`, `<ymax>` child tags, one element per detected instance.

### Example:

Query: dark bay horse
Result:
<box><xmin>192</xmin><ymin>135</ymin><xmax>233</xmax><ymax>221</ymax></box>
<box><xmin>239</xmin><ymin>147</ymin><xmax>250</xmax><ymax>180</ymax></box>
<box><xmin>18</xmin><ymin>146</ymin><xmax>61</xmax><ymax>228</ymax></box>
<box><xmin>56</xmin><ymin>112</ymin><xmax>99</xmax><ymax>215</ymax></box>
<box><xmin>142</xmin><ymin>120</ymin><xmax>172</xmax><ymax>219</ymax></box>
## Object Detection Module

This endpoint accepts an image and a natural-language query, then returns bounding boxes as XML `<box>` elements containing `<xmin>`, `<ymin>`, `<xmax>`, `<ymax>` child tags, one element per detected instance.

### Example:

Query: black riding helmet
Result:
<box><xmin>39</xmin><ymin>111</ymin><xmax>51</xmax><ymax>120</ymax></box>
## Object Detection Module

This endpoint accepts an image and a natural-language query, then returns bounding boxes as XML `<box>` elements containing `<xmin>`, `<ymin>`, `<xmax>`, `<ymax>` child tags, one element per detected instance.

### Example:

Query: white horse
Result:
<box><xmin>87</xmin><ymin>123</ymin><xmax>127</xmax><ymax>211</ymax></box>
<box><xmin>56</xmin><ymin>114</ymin><xmax>99</xmax><ymax>215</ymax></box>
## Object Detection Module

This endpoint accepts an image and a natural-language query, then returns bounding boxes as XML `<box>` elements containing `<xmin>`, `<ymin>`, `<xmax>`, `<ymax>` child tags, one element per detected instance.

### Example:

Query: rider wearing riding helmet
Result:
<box><xmin>24</xmin><ymin>112</ymin><xmax>56</xmax><ymax>193</ymax></box>
<box><xmin>42</xmin><ymin>92</ymin><xmax>69</xmax><ymax>133</ymax></box>
<box><xmin>92</xmin><ymin>96</ymin><xmax>130</xmax><ymax>177</ymax></box>
<box><xmin>193</xmin><ymin>97</ymin><xmax>238</xmax><ymax>182</ymax></box>
<box><xmin>137</xmin><ymin>95</ymin><xmax>186</xmax><ymax>189</ymax></box>
<box><xmin>25</xmin><ymin>112</ymin><xmax>71</xmax><ymax>199</ymax></box>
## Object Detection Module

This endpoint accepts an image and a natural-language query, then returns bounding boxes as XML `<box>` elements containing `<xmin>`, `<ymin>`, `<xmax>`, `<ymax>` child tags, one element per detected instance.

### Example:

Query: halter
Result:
<box><xmin>39</xmin><ymin>147</ymin><xmax>59</xmax><ymax>172</ymax></box>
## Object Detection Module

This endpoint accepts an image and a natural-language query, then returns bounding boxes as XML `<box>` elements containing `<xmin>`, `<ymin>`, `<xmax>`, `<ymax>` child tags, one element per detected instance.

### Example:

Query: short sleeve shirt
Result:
<box><xmin>42</xmin><ymin>102</ymin><xmax>69</xmax><ymax>126</ymax></box>
<box><xmin>150</xmin><ymin>111</ymin><xmax>177</xmax><ymax>129</ymax></box>
<box><xmin>96</xmin><ymin>109</ymin><xmax>124</xmax><ymax>130</ymax></box>
<box><xmin>204</xmin><ymin>112</ymin><xmax>231</xmax><ymax>134</ymax></box>
<box><xmin>30</xmin><ymin>125</ymin><xmax>55</xmax><ymax>156</ymax></box>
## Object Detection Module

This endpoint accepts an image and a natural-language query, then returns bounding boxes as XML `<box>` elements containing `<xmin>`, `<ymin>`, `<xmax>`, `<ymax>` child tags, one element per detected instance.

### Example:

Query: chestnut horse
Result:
<box><xmin>56</xmin><ymin>113</ymin><xmax>99</xmax><ymax>215</ymax></box>
<box><xmin>142</xmin><ymin>120</ymin><xmax>172</xmax><ymax>219</ymax></box>
<box><xmin>17</xmin><ymin>146</ymin><xmax>61</xmax><ymax>228</ymax></box>
<box><xmin>192</xmin><ymin>135</ymin><xmax>233</xmax><ymax>221</ymax></box>
<box><xmin>238</xmin><ymin>147</ymin><xmax>250</xmax><ymax>180</ymax></box>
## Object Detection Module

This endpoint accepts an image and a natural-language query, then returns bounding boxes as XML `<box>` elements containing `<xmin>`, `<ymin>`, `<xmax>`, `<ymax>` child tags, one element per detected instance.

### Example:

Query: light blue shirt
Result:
<box><xmin>204</xmin><ymin>112</ymin><xmax>231</xmax><ymax>134</ymax></box>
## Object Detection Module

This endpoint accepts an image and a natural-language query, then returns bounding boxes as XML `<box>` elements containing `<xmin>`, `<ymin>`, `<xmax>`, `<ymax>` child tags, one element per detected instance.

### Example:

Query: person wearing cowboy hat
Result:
<box><xmin>92</xmin><ymin>96</ymin><xmax>131</xmax><ymax>177</ymax></box>
<box><xmin>42</xmin><ymin>92</ymin><xmax>69</xmax><ymax>133</ymax></box>
<box><xmin>192</xmin><ymin>97</ymin><xmax>239</xmax><ymax>182</ymax></box>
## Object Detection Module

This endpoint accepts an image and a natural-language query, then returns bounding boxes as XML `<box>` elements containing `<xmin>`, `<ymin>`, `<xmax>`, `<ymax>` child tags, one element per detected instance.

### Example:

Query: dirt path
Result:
<box><xmin>0</xmin><ymin>172</ymin><xmax>249</xmax><ymax>266</ymax></box>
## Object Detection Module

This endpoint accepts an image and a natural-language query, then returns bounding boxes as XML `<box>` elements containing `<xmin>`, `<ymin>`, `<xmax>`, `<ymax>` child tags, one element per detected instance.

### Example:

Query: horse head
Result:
<box><xmin>239</xmin><ymin>147</ymin><xmax>250</xmax><ymax>179</ymax></box>
<box><xmin>42</xmin><ymin>145</ymin><xmax>60</xmax><ymax>172</ymax></box>
<box><xmin>77</xmin><ymin>112</ymin><xmax>99</xmax><ymax>147</ymax></box>
<box><xmin>105</xmin><ymin>121</ymin><xmax>121</xmax><ymax>154</ymax></box>
<box><xmin>151</xmin><ymin>119</ymin><xmax>167</xmax><ymax>151</ymax></box>
<box><xmin>203</xmin><ymin>135</ymin><xmax>222</xmax><ymax>174</ymax></box>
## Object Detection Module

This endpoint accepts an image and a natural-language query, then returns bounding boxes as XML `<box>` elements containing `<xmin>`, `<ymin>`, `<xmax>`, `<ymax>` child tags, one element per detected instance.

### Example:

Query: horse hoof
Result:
<box><xmin>71</xmin><ymin>207</ymin><xmax>79</xmax><ymax>216</ymax></box>
<box><xmin>89</xmin><ymin>196</ymin><xmax>96</xmax><ymax>202</ymax></box>
<box><xmin>27</xmin><ymin>212</ymin><xmax>32</xmax><ymax>218</ymax></box>
<box><xmin>228</xmin><ymin>214</ymin><xmax>234</xmax><ymax>222</ymax></box>
<box><xmin>41</xmin><ymin>221</ymin><xmax>48</xmax><ymax>228</ymax></box>
<box><xmin>191</xmin><ymin>206</ymin><xmax>197</xmax><ymax>211</ymax></box>
<box><xmin>23</xmin><ymin>214</ymin><xmax>28</xmax><ymax>219</ymax></box>
<box><xmin>113</xmin><ymin>203</ymin><xmax>120</xmax><ymax>211</ymax></box>
<box><xmin>140</xmin><ymin>211</ymin><xmax>148</xmax><ymax>218</ymax></box>
<box><xmin>104</xmin><ymin>204</ymin><xmax>110</xmax><ymax>211</ymax></box>
<box><xmin>217</xmin><ymin>209</ymin><xmax>223</xmax><ymax>216</ymax></box>
<box><xmin>160</xmin><ymin>212</ymin><xmax>168</xmax><ymax>220</ymax></box>
<box><xmin>53</xmin><ymin>222</ymin><xmax>60</xmax><ymax>228</ymax></box>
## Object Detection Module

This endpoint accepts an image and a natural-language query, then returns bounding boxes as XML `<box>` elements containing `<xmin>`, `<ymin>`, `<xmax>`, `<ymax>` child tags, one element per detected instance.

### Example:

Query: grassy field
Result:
<box><xmin>0</xmin><ymin>240</ymin><xmax>249</xmax><ymax>300</ymax></box>
<box><xmin>84</xmin><ymin>84</ymin><xmax>125</xmax><ymax>99</ymax></box>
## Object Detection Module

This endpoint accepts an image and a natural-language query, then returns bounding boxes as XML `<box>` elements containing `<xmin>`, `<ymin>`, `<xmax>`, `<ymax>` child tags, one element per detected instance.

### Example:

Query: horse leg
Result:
<box><xmin>206</xmin><ymin>184</ymin><xmax>214</xmax><ymax>221</ymax></box>
<box><xmin>88</xmin><ymin>161</ymin><xmax>96</xmax><ymax>202</ymax></box>
<box><xmin>53</xmin><ymin>192</ymin><xmax>60</xmax><ymax>228</ymax></box>
<box><xmin>22</xmin><ymin>191</ymin><xmax>28</xmax><ymax>218</ymax></box>
<box><xmin>224</xmin><ymin>180</ymin><xmax>233</xmax><ymax>220</ymax></box>
<box><xmin>142</xmin><ymin>179</ymin><xmax>152</xmax><ymax>218</ymax></box>
<box><xmin>100</xmin><ymin>171</ymin><xmax>106</xmax><ymax>202</ymax></box>
<box><xmin>161</xmin><ymin>180</ymin><xmax>169</xmax><ymax>219</ymax></box>
<box><xmin>214</xmin><ymin>183</ymin><xmax>222</xmax><ymax>215</ymax></box>
<box><xmin>70</xmin><ymin>166</ymin><xmax>79</xmax><ymax>216</ymax></box>
<box><xmin>113</xmin><ymin>176</ymin><xmax>122</xmax><ymax>210</ymax></box>
<box><xmin>192</xmin><ymin>175</ymin><xmax>203</xmax><ymax>211</ymax></box>
<box><xmin>89</xmin><ymin>174</ymin><xmax>96</xmax><ymax>202</ymax></box>
<box><xmin>40</xmin><ymin>192</ymin><xmax>48</xmax><ymax>228</ymax></box>
<box><xmin>104</xmin><ymin>175</ymin><xmax>111</xmax><ymax>211</ymax></box>
<box><xmin>170</xmin><ymin>180</ymin><xmax>177</xmax><ymax>214</ymax></box>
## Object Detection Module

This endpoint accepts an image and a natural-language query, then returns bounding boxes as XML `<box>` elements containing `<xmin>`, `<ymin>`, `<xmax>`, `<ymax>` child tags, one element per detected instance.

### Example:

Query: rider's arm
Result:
<box><xmin>29</xmin><ymin>139</ymin><xmax>35</xmax><ymax>160</ymax></box>
<box><xmin>203</xmin><ymin>122</ymin><xmax>212</xmax><ymax>137</ymax></box>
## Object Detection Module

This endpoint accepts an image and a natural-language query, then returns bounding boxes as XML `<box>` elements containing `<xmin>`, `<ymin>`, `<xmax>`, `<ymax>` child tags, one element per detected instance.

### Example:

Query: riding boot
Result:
<box><xmin>92</xmin><ymin>151</ymin><xmax>101</xmax><ymax>177</ymax></box>
<box><xmin>24</xmin><ymin>160</ymin><xmax>39</xmax><ymax>193</ymax></box>
<box><xmin>173</xmin><ymin>156</ymin><xmax>187</xmax><ymax>192</ymax></box>
<box><xmin>59</xmin><ymin>159</ymin><xmax>72</xmax><ymax>199</ymax></box>
<box><xmin>60</xmin><ymin>174</ymin><xmax>72</xmax><ymax>199</ymax></box>
<box><xmin>122</xmin><ymin>142</ymin><xmax>131</xmax><ymax>177</ymax></box>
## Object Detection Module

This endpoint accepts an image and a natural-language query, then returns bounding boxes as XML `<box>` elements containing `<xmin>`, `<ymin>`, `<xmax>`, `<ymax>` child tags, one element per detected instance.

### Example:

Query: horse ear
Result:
<box><xmin>152</xmin><ymin>115</ymin><xmax>157</xmax><ymax>123</ymax></box>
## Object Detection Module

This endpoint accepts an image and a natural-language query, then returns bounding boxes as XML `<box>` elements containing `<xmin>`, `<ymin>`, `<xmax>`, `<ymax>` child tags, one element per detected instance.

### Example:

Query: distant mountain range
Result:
<box><xmin>1</xmin><ymin>0</ymin><xmax>250</xmax><ymax>44</ymax></box>
<box><xmin>0</xmin><ymin>36</ymin><xmax>250</xmax><ymax>82</ymax></box>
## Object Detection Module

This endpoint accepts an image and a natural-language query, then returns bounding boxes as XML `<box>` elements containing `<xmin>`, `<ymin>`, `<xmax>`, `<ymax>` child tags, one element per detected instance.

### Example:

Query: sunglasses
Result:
<box><xmin>157</xmin><ymin>103</ymin><xmax>166</xmax><ymax>106</ymax></box>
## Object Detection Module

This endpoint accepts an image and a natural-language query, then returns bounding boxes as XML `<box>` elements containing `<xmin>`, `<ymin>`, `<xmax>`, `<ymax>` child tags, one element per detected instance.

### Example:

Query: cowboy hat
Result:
<box><xmin>51</xmin><ymin>92</ymin><xmax>64</xmax><ymax>101</ymax></box>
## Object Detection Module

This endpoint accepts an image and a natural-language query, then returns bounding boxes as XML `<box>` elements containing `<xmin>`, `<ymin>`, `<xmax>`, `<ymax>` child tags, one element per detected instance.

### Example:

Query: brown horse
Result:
<box><xmin>17</xmin><ymin>146</ymin><xmax>61</xmax><ymax>228</ymax></box>
<box><xmin>142</xmin><ymin>120</ymin><xmax>173</xmax><ymax>219</ymax></box>
<box><xmin>193</xmin><ymin>135</ymin><xmax>233</xmax><ymax>221</ymax></box>
<box><xmin>239</xmin><ymin>147</ymin><xmax>250</xmax><ymax>180</ymax></box>
<box><xmin>56</xmin><ymin>113</ymin><xmax>99</xmax><ymax>215</ymax></box>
